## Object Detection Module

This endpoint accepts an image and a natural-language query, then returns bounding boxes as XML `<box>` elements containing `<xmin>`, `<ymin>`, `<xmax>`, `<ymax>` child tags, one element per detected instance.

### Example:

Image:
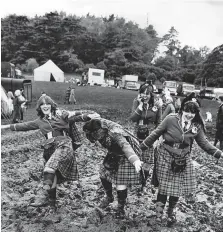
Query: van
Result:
<box><xmin>163</xmin><ymin>81</ymin><xmax>177</xmax><ymax>95</ymax></box>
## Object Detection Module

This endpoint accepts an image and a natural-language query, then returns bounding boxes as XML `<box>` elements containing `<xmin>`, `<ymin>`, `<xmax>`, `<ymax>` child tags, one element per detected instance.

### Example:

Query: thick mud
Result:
<box><xmin>1</xmin><ymin>125</ymin><xmax>223</xmax><ymax>232</ymax></box>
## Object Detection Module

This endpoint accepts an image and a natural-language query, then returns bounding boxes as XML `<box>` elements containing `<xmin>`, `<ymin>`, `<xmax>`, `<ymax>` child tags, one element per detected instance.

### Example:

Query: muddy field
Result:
<box><xmin>1</xmin><ymin>89</ymin><xmax>223</xmax><ymax>232</ymax></box>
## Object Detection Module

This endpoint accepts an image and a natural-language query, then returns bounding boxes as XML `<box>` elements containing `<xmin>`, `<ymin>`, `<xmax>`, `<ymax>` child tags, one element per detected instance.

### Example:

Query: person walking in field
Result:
<box><xmin>130</xmin><ymin>84</ymin><xmax>162</xmax><ymax>185</ymax></box>
<box><xmin>69</xmin><ymin>87</ymin><xmax>76</xmax><ymax>104</ymax></box>
<box><xmin>1</xmin><ymin>94</ymin><xmax>99</xmax><ymax>207</ymax></box>
<box><xmin>140</xmin><ymin>100</ymin><xmax>223</xmax><ymax>227</ymax></box>
<box><xmin>83</xmin><ymin>118</ymin><xmax>143</xmax><ymax>219</ymax></box>
<box><xmin>214</xmin><ymin>97</ymin><xmax>223</xmax><ymax>150</ymax></box>
<box><xmin>64</xmin><ymin>86</ymin><xmax>71</xmax><ymax>104</ymax></box>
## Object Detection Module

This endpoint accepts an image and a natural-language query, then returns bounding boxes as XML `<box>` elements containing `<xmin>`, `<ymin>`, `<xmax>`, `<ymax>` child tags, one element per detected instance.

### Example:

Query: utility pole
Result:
<box><xmin>146</xmin><ymin>13</ymin><xmax>149</xmax><ymax>27</ymax></box>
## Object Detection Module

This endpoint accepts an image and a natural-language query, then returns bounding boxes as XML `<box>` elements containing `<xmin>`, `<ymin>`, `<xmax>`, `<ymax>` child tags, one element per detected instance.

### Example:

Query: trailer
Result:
<box><xmin>88</xmin><ymin>68</ymin><xmax>105</xmax><ymax>86</ymax></box>
<box><xmin>1</xmin><ymin>62</ymin><xmax>32</xmax><ymax>102</ymax></box>
<box><xmin>1</xmin><ymin>78</ymin><xmax>32</xmax><ymax>102</ymax></box>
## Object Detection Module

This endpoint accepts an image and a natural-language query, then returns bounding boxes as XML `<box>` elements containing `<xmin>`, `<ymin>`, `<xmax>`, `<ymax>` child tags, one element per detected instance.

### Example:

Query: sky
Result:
<box><xmin>1</xmin><ymin>0</ymin><xmax>223</xmax><ymax>50</ymax></box>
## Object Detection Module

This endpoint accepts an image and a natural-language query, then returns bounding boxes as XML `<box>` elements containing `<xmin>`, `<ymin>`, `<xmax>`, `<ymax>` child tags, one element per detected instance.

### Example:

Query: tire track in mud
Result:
<box><xmin>1</xmin><ymin>130</ymin><xmax>223</xmax><ymax>232</ymax></box>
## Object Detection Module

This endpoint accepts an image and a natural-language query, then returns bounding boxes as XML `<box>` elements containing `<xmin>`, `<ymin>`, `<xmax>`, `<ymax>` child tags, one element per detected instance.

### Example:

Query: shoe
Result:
<box><xmin>167</xmin><ymin>214</ymin><xmax>177</xmax><ymax>227</ymax></box>
<box><xmin>30</xmin><ymin>190</ymin><xmax>49</xmax><ymax>207</ymax></box>
<box><xmin>167</xmin><ymin>208</ymin><xmax>177</xmax><ymax>227</ymax></box>
<box><xmin>115</xmin><ymin>207</ymin><xmax>125</xmax><ymax>219</ymax></box>
<box><xmin>48</xmin><ymin>188</ymin><xmax>56</xmax><ymax>207</ymax></box>
<box><xmin>99</xmin><ymin>196</ymin><xmax>114</xmax><ymax>209</ymax></box>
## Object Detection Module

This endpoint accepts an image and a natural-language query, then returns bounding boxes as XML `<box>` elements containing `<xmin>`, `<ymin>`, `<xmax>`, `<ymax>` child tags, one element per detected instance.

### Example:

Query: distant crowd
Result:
<box><xmin>6</xmin><ymin>88</ymin><xmax>27</xmax><ymax>123</ymax></box>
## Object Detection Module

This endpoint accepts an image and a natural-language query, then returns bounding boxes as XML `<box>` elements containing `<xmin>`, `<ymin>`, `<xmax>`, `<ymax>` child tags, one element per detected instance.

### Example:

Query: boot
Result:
<box><xmin>48</xmin><ymin>188</ymin><xmax>56</xmax><ymax>207</ymax></box>
<box><xmin>148</xmin><ymin>193</ymin><xmax>166</xmax><ymax>226</ymax></box>
<box><xmin>99</xmin><ymin>178</ymin><xmax>114</xmax><ymax>208</ymax></box>
<box><xmin>30</xmin><ymin>172</ymin><xmax>55</xmax><ymax>207</ymax></box>
<box><xmin>167</xmin><ymin>196</ymin><xmax>178</xmax><ymax>227</ymax></box>
<box><xmin>116</xmin><ymin>189</ymin><xmax>127</xmax><ymax>219</ymax></box>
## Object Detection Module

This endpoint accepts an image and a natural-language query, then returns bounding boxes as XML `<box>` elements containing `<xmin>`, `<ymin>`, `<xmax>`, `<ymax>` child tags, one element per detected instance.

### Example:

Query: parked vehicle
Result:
<box><xmin>199</xmin><ymin>88</ymin><xmax>217</xmax><ymax>100</ymax></box>
<box><xmin>154</xmin><ymin>80</ymin><xmax>163</xmax><ymax>93</ymax></box>
<box><xmin>120</xmin><ymin>75</ymin><xmax>139</xmax><ymax>90</ymax></box>
<box><xmin>1</xmin><ymin>62</ymin><xmax>32</xmax><ymax>102</ymax></box>
<box><xmin>177</xmin><ymin>82</ymin><xmax>195</xmax><ymax>96</ymax></box>
<box><xmin>88</xmin><ymin>68</ymin><xmax>105</xmax><ymax>86</ymax></box>
<box><xmin>163</xmin><ymin>81</ymin><xmax>177</xmax><ymax>95</ymax></box>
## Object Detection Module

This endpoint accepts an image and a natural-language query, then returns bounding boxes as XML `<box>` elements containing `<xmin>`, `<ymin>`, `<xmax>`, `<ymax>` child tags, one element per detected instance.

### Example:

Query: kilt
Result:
<box><xmin>99</xmin><ymin>154</ymin><xmax>141</xmax><ymax>185</ymax></box>
<box><xmin>44</xmin><ymin>138</ymin><xmax>78</xmax><ymax>181</ymax></box>
<box><xmin>155</xmin><ymin>145</ymin><xmax>196</xmax><ymax>197</ymax></box>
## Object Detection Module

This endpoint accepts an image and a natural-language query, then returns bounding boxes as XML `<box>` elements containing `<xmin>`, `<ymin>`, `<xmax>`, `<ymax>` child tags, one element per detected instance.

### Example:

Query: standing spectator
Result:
<box><xmin>214</xmin><ymin>97</ymin><xmax>223</xmax><ymax>150</ymax></box>
<box><xmin>69</xmin><ymin>87</ymin><xmax>76</xmax><ymax>105</ymax></box>
<box><xmin>64</xmin><ymin>86</ymin><xmax>71</xmax><ymax>104</ymax></box>
<box><xmin>12</xmin><ymin>90</ymin><xmax>25</xmax><ymax>123</ymax></box>
<box><xmin>174</xmin><ymin>97</ymin><xmax>181</xmax><ymax>113</ymax></box>
<box><xmin>7</xmin><ymin>90</ymin><xmax>14</xmax><ymax>113</ymax></box>
<box><xmin>19</xmin><ymin>88</ymin><xmax>27</xmax><ymax>121</ymax></box>
<box><xmin>83</xmin><ymin>118</ymin><xmax>143</xmax><ymax>219</ymax></box>
<box><xmin>162</xmin><ymin>95</ymin><xmax>175</xmax><ymax>120</ymax></box>
<box><xmin>181</xmin><ymin>92</ymin><xmax>201</xmax><ymax>108</ymax></box>
<box><xmin>140</xmin><ymin>100</ymin><xmax>222</xmax><ymax>227</ymax></box>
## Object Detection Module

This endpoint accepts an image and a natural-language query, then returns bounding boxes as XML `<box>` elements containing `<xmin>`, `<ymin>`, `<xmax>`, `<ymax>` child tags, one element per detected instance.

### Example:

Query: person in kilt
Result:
<box><xmin>140</xmin><ymin>100</ymin><xmax>223</xmax><ymax>227</ymax></box>
<box><xmin>214</xmin><ymin>98</ymin><xmax>223</xmax><ymax>150</ymax></box>
<box><xmin>64</xmin><ymin>86</ymin><xmax>71</xmax><ymax>104</ymax></box>
<box><xmin>1</xmin><ymin>95</ymin><xmax>99</xmax><ymax>207</ymax></box>
<box><xmin>83</xmin><ymin>118</ymin><xmax>143</xmax><ymax>219</ymax></box>
<box><xmin>130</xmin><ymin>84</ymin><xmax>162</xmax><ymax>185</ymax></box>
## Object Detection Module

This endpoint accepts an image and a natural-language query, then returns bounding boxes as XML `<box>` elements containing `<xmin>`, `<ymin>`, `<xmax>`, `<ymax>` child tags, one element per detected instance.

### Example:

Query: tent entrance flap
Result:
<box><xmin>50</xmin><ymin>73</ymin><xmax>56</xmax><ymax>82</ymax></box>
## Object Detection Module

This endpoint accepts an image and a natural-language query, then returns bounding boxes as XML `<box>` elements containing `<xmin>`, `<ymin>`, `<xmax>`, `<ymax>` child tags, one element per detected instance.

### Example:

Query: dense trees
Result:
<box><xmin>1</xmin><ymin>12</ymin><xmax>222</xmax><ymax>86</ymax></box>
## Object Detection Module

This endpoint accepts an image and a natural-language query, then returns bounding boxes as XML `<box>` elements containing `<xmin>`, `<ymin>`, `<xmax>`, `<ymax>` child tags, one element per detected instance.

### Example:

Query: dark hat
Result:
<box><xmin>83</xmin><ymin>119</ymin><xmax>102</xmax><ymax>132</ymax></box>
<box><xmin>139</xmin><ymin>84</ymin><xmax>154</xmax><ymax>94</ymax></box>
<box><xmin>183</xmin><ymin>101</ymin><xmax>200</xmax><ymax>114</ymax></box>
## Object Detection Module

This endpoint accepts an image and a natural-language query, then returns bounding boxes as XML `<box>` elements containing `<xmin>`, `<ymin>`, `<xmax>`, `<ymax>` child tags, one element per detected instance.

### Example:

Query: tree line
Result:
<box><xmin>1</xmin><ymin>11</ymin><xmax>223</xmax><ymax>87</ymax></box>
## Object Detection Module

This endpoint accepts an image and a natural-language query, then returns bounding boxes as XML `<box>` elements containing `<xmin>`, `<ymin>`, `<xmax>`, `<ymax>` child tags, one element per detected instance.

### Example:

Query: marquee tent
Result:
<box><xmin>34</xmin><ymin>60</ymin><xmax>64</xmax><ymax>82</ymax></box>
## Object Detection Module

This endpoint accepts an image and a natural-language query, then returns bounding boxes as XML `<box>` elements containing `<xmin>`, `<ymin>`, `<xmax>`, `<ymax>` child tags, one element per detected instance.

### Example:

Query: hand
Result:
<box><xmin>133</xmin><ymin>160</ymin><xmax>143</xmax><ymax>173</ymax></box>
<box><xmin>56</xmin><ymin>109</ymin><xmax>63</xmax><ymax>117</ymax></box>
<box><xmin>140</xmin><ymin>142</ymin><xmax>148</xmax><ymax>151</ymax></box>
<box><xmin>87</xmin><ymin>113</ymin><xmax>101</xmax><ymax>119</ymax></box>
<box><xmin>67</xmin><ymin>111</ymin><xmax>76</xmax><ymax>118</ymax></box>
<box><xmin>1</xmin><ymin>125</ymin><xmax>10</xmax><ymax>130</ymax></box>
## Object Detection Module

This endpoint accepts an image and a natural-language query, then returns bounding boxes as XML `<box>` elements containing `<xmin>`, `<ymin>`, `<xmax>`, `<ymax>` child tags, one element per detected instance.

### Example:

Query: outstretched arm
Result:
<box><xmin>195</xmin><ymin>128</ymin><xmax>223</xmax><ymax>159</ymax></box>
<box><xmin>1</xmin><ymin>125</ymin><xmax>10</xmax><ymax>130</ymax></box>
<box><xmin>1</xmin><ymin>120</ymin><xmax>39</xmax><ymax>131</ymax></box>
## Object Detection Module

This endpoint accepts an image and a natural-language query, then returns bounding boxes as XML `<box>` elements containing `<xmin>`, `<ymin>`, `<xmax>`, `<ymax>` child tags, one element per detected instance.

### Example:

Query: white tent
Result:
<box><xmin>1</xmin><ymin>86</ymin><xmax>13</xmax><ymax>118</ymax></box>
<box><xmin>34</xmin><ymin>60</ymin><xmax>64</xmax><ymax>82</ymax></box>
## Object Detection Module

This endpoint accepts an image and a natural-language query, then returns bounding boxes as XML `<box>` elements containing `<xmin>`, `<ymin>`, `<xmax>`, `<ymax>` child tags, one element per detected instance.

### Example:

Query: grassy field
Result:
<box><xmin>26</xmin><ymin>81</ymin><xmax>221</xmax><ymax>135</ymax></box>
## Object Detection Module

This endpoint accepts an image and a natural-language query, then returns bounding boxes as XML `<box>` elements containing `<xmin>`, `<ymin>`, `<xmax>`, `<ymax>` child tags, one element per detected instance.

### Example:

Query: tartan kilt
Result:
<box><xmin>155</xmin><ymin>145</ymin><xmax>196</xmax><ymax>197</ymax></box>
<box><xmin>44</xmin><ymin>139</ymin><xmax>78</xmax><ymax>182</ymax></box>
<box><xmin>99</xmin><ymin>154</ymin><xmax>141</xmax><ymax>185</ymax></box>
